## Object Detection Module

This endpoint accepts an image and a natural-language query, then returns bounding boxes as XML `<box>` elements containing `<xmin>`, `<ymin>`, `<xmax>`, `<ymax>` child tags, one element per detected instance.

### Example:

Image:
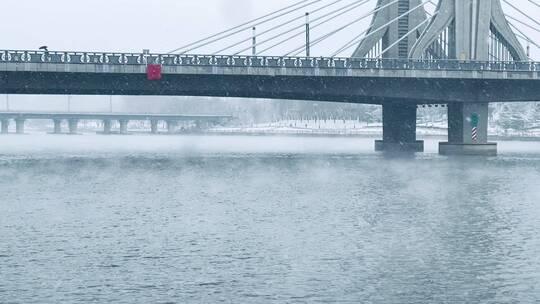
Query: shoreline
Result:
<box><xmin>6</xmin><ymin>128</ymin><xmax>540</xmax><ymax>142</ymax></box>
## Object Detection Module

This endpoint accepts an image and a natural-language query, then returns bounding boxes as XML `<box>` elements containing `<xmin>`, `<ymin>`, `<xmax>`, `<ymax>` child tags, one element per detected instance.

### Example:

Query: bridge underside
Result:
<box><xmin>0</xmin><ymin>71</ymin><xmax>539</xmax><ymax>104</ymax></box>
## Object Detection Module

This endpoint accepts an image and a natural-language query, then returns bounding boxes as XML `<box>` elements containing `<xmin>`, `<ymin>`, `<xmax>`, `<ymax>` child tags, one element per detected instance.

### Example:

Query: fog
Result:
<box><xmin>2</xmin><ymin>135</ymin><xmax>540</xmax><ymax>302</ymax></box>
<box><xmin>2</xmin><ymin>1</ymin><xmax>540</xmax><ymax>303</ymax></box>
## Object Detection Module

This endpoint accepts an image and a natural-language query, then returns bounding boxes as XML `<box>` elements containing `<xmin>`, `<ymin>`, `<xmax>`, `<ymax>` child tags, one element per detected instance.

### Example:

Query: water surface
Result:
<box><xmin>1</xmin><ymin>135</ymin><xmax>540</xmax><ymax>303</ymax></box>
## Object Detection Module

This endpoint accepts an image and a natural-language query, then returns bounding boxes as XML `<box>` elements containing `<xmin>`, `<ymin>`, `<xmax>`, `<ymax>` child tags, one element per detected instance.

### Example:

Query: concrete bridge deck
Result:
<box><xmin>0</xmin><ymin>112</ymin><xmax>233</xmax><ymax>121</ymax></box>
<box><xmin>0</xmin><ymin>111</ymin><xmax>233</xmax><ymax>135</ymax></box>
<box><xmin>1</xmin><ymin>51</ymin><xmax>539</xmax><ymax>103</ymax></box>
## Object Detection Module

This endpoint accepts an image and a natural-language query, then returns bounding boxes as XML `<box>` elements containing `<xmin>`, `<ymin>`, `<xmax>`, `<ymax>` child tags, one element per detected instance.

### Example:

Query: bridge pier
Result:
<box><xmin>1</xmin><ymin>119</ymin><xmax>9</xmax><ymax>134</ymax></box>
<box><xmin>166</xmin><ymin>121</ymin><xmax>177</xmax><ymax>134</ymax></box>
<box><xmin>53</xmin><ymin>119</ymin><xmax>62</xmax><ymax>134</ymax></box>
<box><xmin>15</xmin><ymin>118</ymin><xmax>25</xmax><ymax>134</ymax></box>
<box><xmin>103</xmin><ymin>119</ymin><xmax>112</xmax><ymax>134</ymax></box>
<box><xmin>68</xmin><ymin>119</ymin><xmax>79</xmax><ymax>134</ymax></box>
<box><xmin>440</xmin><ymin>103</ymin><xmax>497</xmax><ymax>156</ymax></box>
<box><xmin>375</xmin><ymin>103</ymin><xmax>424</xmax><ymax>152</ymax></box>
<box><xmin>119</xmin><ymin>120</ymin><xmax>129</xmax><ymax>134</ymax></box>
<box><xmin>150</xmin><ymin>120</ymin><xmax>159</xmax><ymax>134</ymax></box>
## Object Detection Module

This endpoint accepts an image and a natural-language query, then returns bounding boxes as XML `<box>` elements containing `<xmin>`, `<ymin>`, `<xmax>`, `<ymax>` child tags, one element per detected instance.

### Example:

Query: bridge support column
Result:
<box><xmin>167</xmin><ymin>121</ymin><xmax>177</xmax><ymax>134</ymax></box>
<box><xmin>375</xmin><ymin>103</ymin><xmax>424</xmax><ymax>152</ymax></box>
<box><xmin>150</xmin><ymin>120</ymin><xmax>159</xmax><ymax>134</ymax></box>
<box><xmin>103</xmin><ymin>120</ymin><xmax>112</xmax><ymax>134</ymax></box>
<box><xmin>15</xmin><ymin>118</ymin><xmax>25</xmax><ymax>134</ymax></box>
<box><xmin>53</xmin><ymin>119</ymin><xmax>62</xmax><ymax>134</ymax></box>
<box><xmin>439</xmin><ymin>103</ymin><xmax>497</xmax><ymax>156</ymax></box>
<box><xmin>119</xmin><ymin>120</ymin><xmax>129</xmax><ymax>134</ymax></box>
<box><xmin>68</xmin><ymin>119</ymin><xmax>79</xmax><ymax>134</ymax></box>
<box><xmin>1</xmin><ymin>119</ymin><xmax>9</xmax><ymax>134</ymax></box>
<box><xmin>192</xmin><ymin>121</ymin><xmax>201</xmax><ymax>133</ymax></box>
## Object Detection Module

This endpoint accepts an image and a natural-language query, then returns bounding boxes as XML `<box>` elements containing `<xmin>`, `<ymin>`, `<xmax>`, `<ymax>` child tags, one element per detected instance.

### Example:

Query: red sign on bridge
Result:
<box><xmin>147</xmin><ymin>64</ymin><xmax>162</xmax><ymax>80</ymax></box>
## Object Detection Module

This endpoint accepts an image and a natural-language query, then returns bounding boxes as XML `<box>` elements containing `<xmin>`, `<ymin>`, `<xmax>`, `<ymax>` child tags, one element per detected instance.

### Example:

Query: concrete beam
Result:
<box><xmin>1</xmin><ymin>71</ymin><xmax>537</xmax><ymax>104</ymax></box>
<box><xmin>0</xmin><ymin>112</ymin><xmax>233</xmax><ymax>121</ymax></box>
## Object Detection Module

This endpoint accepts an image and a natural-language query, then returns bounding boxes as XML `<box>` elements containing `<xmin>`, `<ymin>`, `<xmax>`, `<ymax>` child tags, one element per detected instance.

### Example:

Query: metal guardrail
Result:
<box><xmin>1</xmin><ymin>50</ymin><xmax>539</xmax><ymax>72</ymax></box>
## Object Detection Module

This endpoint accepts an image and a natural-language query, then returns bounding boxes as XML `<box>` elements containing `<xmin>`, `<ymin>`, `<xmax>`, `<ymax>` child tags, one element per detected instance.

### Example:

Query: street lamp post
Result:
<box><xmin>305</xmin><ymin>12</ymin><xmax>310</xmax><ymax>57</ymax></box>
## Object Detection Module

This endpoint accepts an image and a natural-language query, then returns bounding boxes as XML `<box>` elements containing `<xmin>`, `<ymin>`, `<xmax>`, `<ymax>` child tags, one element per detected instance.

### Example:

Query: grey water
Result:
<box><xmin>1</xmin><ymin>134</ymin><xmax>540</xmax><ymax>303</ymax></box>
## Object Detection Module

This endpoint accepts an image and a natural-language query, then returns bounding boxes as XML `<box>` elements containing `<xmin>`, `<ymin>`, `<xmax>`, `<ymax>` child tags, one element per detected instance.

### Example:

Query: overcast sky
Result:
<box><xmin>2</xmin><ymin>0</ymin><xmax>539</xmax><ymax>59</ymax></box>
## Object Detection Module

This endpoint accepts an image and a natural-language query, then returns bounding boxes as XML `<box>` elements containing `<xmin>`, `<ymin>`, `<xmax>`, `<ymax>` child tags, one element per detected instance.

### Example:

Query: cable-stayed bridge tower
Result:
<box><xmin>410</xmin><ymin>0</ymin><xmax>527</xmax><ymax>61</ymax></box>
<box><xmin>352</xmin><ymin>0</ymin><xmax>430</xmax><ymax>59</ymax></box>
<box><xmin>352</xmin><ymin>0</ymin><xmax>530</xmax><ymax>154</ymax></box>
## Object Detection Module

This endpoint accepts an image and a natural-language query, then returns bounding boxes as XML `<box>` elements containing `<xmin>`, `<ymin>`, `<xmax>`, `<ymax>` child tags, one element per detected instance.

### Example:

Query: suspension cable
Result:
<box><xmin>502</xmin><ymin>0</ymin><xmax>540</xmax><ymax>28</ymax></box>
<box><xmin>284</xmin><ymin>0</ymin><xmax>398</xmax><ymax>56</ymax></box>
<box><xmin>167</xmin><ymin>0</ymin><xmax>323</xmax><ymax>54</ymax></box>
<box><xmin>508</xmin><ymin>21</ymin><xmax>540</xmax><ymax>49</ymax></box>
<box><xmin>505</xmin><ymin>15</ymin><xmax>540</xmax><ymax>34</ymax></box>
<box><xmin>212</xmin><ymin>0</ymin><xmax>350</xmax><ymax>55</ymax></box>
<box><xmin>233</xmin><ymin>0</ymin><xmax>373</xmax><ymax>55</ymax></box>
<box><xmin>332</xmin><ymin>0</ymin><xmax>428</xmax><ymax>56</ymax></box>
<box><xmin>377</xmin><ymin>10</ymin><xmax>437</xmax><ymax>58</ymax></box>
<box><xmin>527</xmin><ymin>0</ymin><xmax>540</xmax><ymax>8</ymax></box>
<box><xmin>267</xmin><ymin>0</ymin><xmax>374</xmax><ymax>56</ymax></box>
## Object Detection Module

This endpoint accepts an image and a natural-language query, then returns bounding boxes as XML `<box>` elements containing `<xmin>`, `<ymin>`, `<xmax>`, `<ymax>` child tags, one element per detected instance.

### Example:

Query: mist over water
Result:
<box><xmin>1</xmin><ymin>135</ymin><xmax>540</xmax><ymax>303</ymax></box>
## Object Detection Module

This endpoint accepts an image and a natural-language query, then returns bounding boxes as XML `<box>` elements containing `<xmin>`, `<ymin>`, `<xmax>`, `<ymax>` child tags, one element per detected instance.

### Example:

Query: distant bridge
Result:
<box><xmin>0</xmin><ymin>111</ymin><xmax>233</xmax><ymax>135</ymax></box>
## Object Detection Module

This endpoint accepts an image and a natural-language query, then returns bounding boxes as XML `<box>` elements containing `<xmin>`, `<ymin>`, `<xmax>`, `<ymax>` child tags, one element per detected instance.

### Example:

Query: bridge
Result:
<box><xmin>1</xmin><ymin>0</ymin><xmax>539</xmax><ymax>155</ymax></box>
<box><xmin>0</xmin><ymin>112</ymin><xmax>233</xmax><ymax>135</ymax></box>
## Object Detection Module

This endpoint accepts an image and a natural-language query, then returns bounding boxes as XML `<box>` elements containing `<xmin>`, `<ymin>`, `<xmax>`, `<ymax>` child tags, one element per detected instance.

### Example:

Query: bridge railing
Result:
<box><xmin>1</xmin><ymin>50</ymin><xmax>538</xmax><ymax>72</ymax></box>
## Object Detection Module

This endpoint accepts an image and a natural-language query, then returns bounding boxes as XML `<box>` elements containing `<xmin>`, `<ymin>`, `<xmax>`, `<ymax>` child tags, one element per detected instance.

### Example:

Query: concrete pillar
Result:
<box><xmin>68</xmin><ymin>119</ymin><xmax>79</xmax><ymax>134</ymax></box>
<box><xmin>1</xmin><ymin>119</ymin><xmax>9</xmax><ymax>134</ymax></box>
<box><xmin>440</xmin><ymin>103</ymin><xmax>497</xmax><ymax>156</ymax></box>
<box><xmin>53</xmin><ymin>119</ymin><xmax>62</xmax><ymax>134</ymax></box>
<box><xmin>198</xmin><ymin>121</ymin><xmax>211</xmax><ymax>131</ymax></box>
<box><xmin>194</xmin><ymin>121</ymin><xmax>204</xmax><ymax>132</ymax></box>
<box><xmin>178</xmin><ymin>121</ymin><xmax>188</xmax><ymax>133</ymax></box>
<box><xmin>166</xmin><ymin>121</ymin><xmax>177</xmax><ymax>134</ymax></box>
<box><xmin>119</xmin><ymin>120</ymin><xmax>129</xmax><ymax>134</ymax></box>
<box><xmin>150</xmin><ymin>120</ymin><xmax>159</xmax><ymax>134</ymax></box>
<box><xmin>103</xmin><ymin>119</ymin><xmax>112</xmax><ymax>134</ymax></box>
<box><xmin>15</xmin><ymin>118</ymin><xmax>25</xmax><ymax>134</ymax></box>
<box><xmin>375</xmin><ymin>103</ymin><xmax>424</xmax><ymax>152</ymax></box>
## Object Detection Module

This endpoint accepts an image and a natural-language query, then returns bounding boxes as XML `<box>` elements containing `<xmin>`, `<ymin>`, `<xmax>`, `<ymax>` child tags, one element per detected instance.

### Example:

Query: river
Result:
<box><xmin>1</xmin><ymin>134</ymin><xmax>539</xmax><ymax>303</ymax></box>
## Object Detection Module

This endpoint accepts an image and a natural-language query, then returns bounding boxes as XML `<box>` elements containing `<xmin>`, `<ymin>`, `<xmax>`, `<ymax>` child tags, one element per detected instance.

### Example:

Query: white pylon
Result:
<box><xmin>410</xmin><ymin>0</ymin><xmax>527</xmax><ymax>61</ymax></box>
<box><xmin>352</xmin><ymin>0</ymin><xmax>430</xmax><ymax>58</ymax></box>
